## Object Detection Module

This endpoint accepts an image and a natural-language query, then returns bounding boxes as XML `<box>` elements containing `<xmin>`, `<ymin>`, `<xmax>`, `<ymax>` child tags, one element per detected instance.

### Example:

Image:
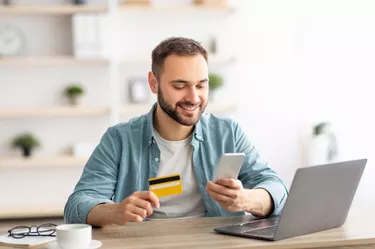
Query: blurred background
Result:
<box><xmin>0</xmin><ymin>0</ymin><xmax>374</xmax><ymax>219</ymax></box>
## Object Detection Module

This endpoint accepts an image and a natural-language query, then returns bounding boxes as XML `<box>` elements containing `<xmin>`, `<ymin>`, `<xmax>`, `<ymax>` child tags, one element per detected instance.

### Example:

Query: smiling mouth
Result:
<box><xmin>178</xmin><ymin>104</ymin><xmax>199</xmax><ymax>111</ymax></box>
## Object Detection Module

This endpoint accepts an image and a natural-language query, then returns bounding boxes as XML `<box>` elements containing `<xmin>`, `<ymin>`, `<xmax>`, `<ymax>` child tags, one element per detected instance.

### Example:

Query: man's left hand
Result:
<box><xmin>206</xmin><ymin>178</ymin><xmax>247</xmax><ymax>213</ymax></box>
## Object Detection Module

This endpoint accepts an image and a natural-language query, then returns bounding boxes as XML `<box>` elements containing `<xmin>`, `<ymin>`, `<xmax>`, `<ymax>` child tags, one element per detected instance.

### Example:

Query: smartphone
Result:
<box><xmin>212</xmin><ymin>153</ymin><xmax>245</xmax><ymax>182</ymax></box>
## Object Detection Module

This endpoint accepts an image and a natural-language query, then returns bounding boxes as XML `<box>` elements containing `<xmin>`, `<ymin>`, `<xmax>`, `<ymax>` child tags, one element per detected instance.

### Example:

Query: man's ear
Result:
<box><xmin>148</xmin><ymin>71</ymin><xmax>158</xmax><ymax>94</ymax></box>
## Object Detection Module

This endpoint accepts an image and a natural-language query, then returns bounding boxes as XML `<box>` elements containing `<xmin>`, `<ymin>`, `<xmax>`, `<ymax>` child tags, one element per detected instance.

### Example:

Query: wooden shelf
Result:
<box><xmin>120</xmin><ymin>103</ymin><xmax>237</xmax><ymax>116</ymax></box>
<box><xmin>0</xmin><ymin>3</ymin><xmax>232</xmax><ymax>15</ymax></box>
<box><xmin>0</xmin><ymin>206</ymin><xmax>63</xmax><ymax>219</ymax></box>
<box><xmin>0</xmin><ymin>56</ymin><xmax>109</xmax><ymax>67</ymax></box>
<box><xmin>119</xmin><ymin>4</ymin><xmax>234</xmax><ymax>13</ymax></box>
<box><xmin>0</xmin><ymin>106</ymin><xmax>110</xmax><ymax>118</ymax></box>
<box><xmin>0</xmin><ymin>55</ymin><xmax>233</xmax><ymax>67</ymax></box>
<box><xmin>120</xmin><ymin>55</ymin><xmax>235</xmax><ymax>66</ymax></box>
<box><xmin>0</xmin><ymin>4</ymin><xmax>107</xmax><ymax>15</ymax></box>
<box><xmin>0</xmin><ymin>156</ymin><xmax>88</xmax><ymax>168</ymax></box>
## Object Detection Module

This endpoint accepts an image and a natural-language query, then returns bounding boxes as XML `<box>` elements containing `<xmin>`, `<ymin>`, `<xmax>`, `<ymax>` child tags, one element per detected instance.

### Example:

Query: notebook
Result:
<box><xmin>0</xmin><ymin>234</ymin><xmax>56</xmax><ymax>248</ymax></box>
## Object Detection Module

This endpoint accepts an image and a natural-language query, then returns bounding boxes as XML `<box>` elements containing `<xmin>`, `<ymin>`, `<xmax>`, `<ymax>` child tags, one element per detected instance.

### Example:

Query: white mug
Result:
<box><xmin>56</xmin><ymin>224</ymin><xmax>92</xmax><ymax>249</ymax></box>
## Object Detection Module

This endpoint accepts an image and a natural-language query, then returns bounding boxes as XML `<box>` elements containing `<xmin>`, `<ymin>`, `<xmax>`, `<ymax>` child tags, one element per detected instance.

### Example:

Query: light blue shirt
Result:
<box><xmin>64</xmin><ymin>104</ymin><xmax>288</xmax><ymax>224</ymax></box>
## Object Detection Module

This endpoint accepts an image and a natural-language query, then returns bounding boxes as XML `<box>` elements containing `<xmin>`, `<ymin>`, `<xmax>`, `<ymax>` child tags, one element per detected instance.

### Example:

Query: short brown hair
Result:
<box><xmin>151</xmin><ymin>37</ymin><xmax>208</xmax><ymax>80</ymax></box>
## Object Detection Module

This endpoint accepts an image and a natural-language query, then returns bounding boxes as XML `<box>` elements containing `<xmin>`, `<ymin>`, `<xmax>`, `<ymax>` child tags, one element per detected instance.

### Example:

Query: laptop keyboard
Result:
<box><xmin>238</xmin><ymin>216</ymin><xmax>279</xmax><ymax>229</ymax></box>
<box><xmin>244</xmin><ymin>226</ymin><xmax>277</xmax><ymax>237</ymax></box>
<box><xmin>238</xmin><ymin>217</ymin><xmax>279</xmax><ymax>237</ymax></box>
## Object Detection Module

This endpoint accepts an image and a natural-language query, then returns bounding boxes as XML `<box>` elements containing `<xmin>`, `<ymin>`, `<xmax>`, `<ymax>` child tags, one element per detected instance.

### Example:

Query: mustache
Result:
<box><xmin>177</xmin><ymin>101</ymin><xmax>201</xmax><ymax>107</ymax></box>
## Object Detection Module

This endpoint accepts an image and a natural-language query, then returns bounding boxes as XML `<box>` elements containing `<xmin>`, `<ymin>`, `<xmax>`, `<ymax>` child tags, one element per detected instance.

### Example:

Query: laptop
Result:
<box><xmin>214</xmin><ymin>159</ymin><xmax>367</xmax><ymax>241</ymax></box>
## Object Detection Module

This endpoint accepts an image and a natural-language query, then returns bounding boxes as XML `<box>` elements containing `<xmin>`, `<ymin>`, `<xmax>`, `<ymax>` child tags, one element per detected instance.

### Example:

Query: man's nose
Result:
<box><xmin>186</xmin><ymin>88</ymin><xmax>200</xmax><ymax>104</ymax></box>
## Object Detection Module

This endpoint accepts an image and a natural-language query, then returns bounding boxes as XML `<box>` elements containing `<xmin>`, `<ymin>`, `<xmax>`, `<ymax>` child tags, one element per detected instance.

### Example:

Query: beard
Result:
<box><xmin>157</xmin><ymin>87</ymin><xmax>207</xmax><ymax>126</ymax></box>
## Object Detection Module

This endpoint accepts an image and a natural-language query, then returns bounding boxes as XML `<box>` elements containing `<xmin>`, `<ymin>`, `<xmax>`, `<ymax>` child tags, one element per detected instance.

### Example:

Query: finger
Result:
<box><xmin>207</xmin><ymin>181</ymin><xmax>237</xmax><ymax>198</ymax></box>
<box><xmin>217</xmin><ymin>178</ymin><xmax>242</xmax><ymax>189</ymax></box>
<box><xmin>124</xmin><ymin>210</ymin><xmax>143</xmax><ymax>223</ymax></box>
<box><xmin>206</xmin><ymin>186</ymin><xmax>235</xmax><ymax>204</ymax></box>
<box><xmin>132</xmin><ymin>198</ymin><xmax>154</xmax><ymax>216</ymax></box>
<box><xmin>135</xmin><ymin>191</ymin><xmax>160</xmax><ymax>208</ymax></box>
<box><xmin>127</xmin><ymin>205</ymin><xmax>148</xmax><ymax>219</ymax></box>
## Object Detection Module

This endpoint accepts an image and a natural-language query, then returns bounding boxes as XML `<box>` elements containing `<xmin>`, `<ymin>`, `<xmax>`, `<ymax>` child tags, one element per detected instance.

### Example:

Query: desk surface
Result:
<box><xmin>0</xmin><ymin>209</ymin><xmax>374</xmax><ymax>249</ymax></box>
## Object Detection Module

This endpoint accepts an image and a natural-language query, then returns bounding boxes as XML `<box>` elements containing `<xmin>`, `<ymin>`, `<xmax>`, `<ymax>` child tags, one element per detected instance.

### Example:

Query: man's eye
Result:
<box><xmin>174</xmin><ymin>85</ymin><xmax>185</xmax><ymax>90</ymax></box>
<box><xmin>197</xmin><ymin>85</ymin><xmax>206</xmax><ymax>89</ymax></box>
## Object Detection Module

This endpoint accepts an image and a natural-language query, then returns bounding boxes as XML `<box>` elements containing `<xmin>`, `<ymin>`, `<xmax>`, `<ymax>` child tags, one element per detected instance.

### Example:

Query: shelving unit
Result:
<box><xmin>120</xmin><ymin>54</ymin><xmax>235</xmax><ymax>66</ymax></box>
<box><xmin>0</xmin><ymin>55</ymin><xmax>233</xmax><ymax>67</ymax></box>
<box><xmin>0</xmin><ymin>104</ymin><xmax>236</xmax><ymax>119</ymax></box>
<box><xmin>0</xmin><ymin>56</ymin><xmax>109</xmax><ymax>67</ymax></box>
<box><xmin>0</xmin><ymin>4</ymin><xmax>108</xmax><ymax>15</ymax></box>
<box><xmin>119</xmin><ymin>3</ymin><xmax>233</xmax><ymax>13</ymax></box>
<box><xmin>0</xmin><ymin>0</ymin><xmax>237</xmax><ymax>219</ymax></box>
<box><xmin>0</xmin><ymin>156</ymin><xmax>88</xmax><ymax>168</ymax></box>
<box><xmin>120</xmin><ymin>103</ymin><xmax>237</xmax><ymax>116</ymax></box>
<box><xmin>0</xmin><ymin>3</ymin><xmax>232</xmax><ymax>15</ymax></box>
<box><xmin>0</xmin><ymin>107</ymin><xmax>110</xmax><ymax>118</ymax></box>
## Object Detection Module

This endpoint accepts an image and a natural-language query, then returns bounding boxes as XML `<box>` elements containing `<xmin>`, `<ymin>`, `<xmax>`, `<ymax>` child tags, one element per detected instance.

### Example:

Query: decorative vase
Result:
<box><xmin>69</xmin><ymin>95</ymin><xmax>80</xmax><ymax>106</ymax></box>
<box><xmin>73</xmin><ymin>0</ymin><xmax>87</xmax><ymax>5</ymax></box>
<box><xmin>22</xmin><ymin>147</ymin><xmax>31</xmax><ymax>157</ymax></box>
<box><xmin>309</xmin><ymin>123</ymin><xmax>338</xmax><ymax>166</ymax></box>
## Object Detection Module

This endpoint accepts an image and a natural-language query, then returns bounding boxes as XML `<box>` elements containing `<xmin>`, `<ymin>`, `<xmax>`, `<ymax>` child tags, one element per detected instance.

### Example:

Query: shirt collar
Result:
<box><xmin>145</xmin><ymin>102</ymin><xmax>204</xmax><ymax>147</ymax></box>
<box><xmin>146</xmin><ymin>103</ymin><xmax>157</xmax><ymax>147</ymax></box>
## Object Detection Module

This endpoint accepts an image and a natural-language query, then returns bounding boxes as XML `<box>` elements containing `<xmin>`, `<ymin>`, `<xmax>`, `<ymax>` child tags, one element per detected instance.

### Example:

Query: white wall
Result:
<box><xmin>298</xmin><ymin>1</ymin><xmax>375</xmax><ymax>209</ymax></box>
<box><xmin>232</xmin><ymin>0</ymin><xmax>375</xmax><ymax>209</ymax></box>
<box><xmin>0</xmin><ymin>0</ymin><xmax>374</xmax><ymax>214</ymax></box>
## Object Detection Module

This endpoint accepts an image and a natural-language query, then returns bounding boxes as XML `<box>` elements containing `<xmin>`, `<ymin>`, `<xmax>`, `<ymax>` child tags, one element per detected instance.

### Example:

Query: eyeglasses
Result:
<box><xmin>8</xmin><ymin>223</ymin><xmax>57</xmax><ymax>239</ymax></box>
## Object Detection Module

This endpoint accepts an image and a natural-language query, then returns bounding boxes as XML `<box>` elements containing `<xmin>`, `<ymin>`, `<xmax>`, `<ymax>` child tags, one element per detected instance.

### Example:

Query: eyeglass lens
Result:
<box><xmin>38</xmin><ymin>223</ymin><xmax>56</xmax><ymax>236</ymax></box>
<box><xmin>9</xmin><ymin>226</ymin><xmax>30</xmax><ymax>239</ymax></box>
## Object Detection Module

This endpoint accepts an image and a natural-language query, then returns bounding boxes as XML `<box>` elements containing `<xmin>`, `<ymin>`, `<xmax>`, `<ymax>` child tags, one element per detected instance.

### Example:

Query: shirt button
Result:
<box><xmin>154</xmin><ymin>158</ymin><xmax>159</xmax><ymax>162</ymax></box>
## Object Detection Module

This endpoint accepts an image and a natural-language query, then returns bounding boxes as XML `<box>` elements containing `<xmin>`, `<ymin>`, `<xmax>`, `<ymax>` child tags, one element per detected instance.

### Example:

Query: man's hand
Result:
<box><xmin>87</xmin><ymin>191</ymin><xmax>160</xmax><ymax>227</ymax></box>
<box><xmin>206</xmin><ymin>178</ymin><xmax>274</xmax><ymax>216</ymax></box>
<box><xmin>206</xmin><ymin>178</ymin><xmax>247</xmax><ymax>212</ymax></box>
<box><xmin>113</xmin><ymin>191</ymin><xmax>160</xmax><ymax>225</ymax></box>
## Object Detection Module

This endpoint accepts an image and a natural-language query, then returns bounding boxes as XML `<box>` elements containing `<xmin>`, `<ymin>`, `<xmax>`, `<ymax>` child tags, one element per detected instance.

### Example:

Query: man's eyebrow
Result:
<box><xmin>170</xmin><ymin>79</ymin><xmax>208</xmax><ymax>84</ymax></box>
<box><xmin>170</xmin><ymin>79</ymin><xmax>189</xmax><ymax>84</ymax></box>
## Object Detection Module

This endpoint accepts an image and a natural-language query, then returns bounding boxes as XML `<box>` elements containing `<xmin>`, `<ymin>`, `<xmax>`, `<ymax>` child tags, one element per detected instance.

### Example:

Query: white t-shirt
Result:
<box><xmin>148</xmin><ymin>129</ymin><xmax>206</xmax><ymax>219</ymax></box>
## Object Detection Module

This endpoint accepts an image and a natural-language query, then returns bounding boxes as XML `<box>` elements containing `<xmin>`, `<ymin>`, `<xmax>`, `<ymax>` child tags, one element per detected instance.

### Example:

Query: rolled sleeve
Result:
<box><xmin>254</xmin><ymin>180</ymin><xmax>288</xmax><ymax>215</ymax></box>
<box><xmin>64</xmin><ymin>196</ymin><xmax>114</xmax><ymax>224</ymax></box>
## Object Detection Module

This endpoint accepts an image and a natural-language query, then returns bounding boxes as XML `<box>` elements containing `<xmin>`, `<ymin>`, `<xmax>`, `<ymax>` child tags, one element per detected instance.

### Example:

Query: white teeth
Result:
<box><xmin>180</xmin><ymin>105</ymin><xmax>197</xmax><ymax>111</ymax></box>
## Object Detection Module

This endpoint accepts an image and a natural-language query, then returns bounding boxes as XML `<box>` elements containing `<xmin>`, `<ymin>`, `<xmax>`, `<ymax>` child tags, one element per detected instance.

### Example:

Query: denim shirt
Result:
<box><xmin>64</xmin><ymin>104</ymin><xmax>288</xmax><ymax>224</ymax></box>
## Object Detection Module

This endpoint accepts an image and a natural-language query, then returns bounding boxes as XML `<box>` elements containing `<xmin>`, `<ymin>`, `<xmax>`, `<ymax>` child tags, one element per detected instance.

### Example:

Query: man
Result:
<box><xmin>64</xmin><ymin>37</ymin><xmax>288</xmax><ymax>226</ymax></box>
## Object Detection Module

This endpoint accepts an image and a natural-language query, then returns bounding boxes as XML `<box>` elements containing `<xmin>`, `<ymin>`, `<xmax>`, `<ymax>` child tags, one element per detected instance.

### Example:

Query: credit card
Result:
<box><xmin>149</xmin><ymin>174</ymin><xmax>183</xmax><ymax>198</ymax></box>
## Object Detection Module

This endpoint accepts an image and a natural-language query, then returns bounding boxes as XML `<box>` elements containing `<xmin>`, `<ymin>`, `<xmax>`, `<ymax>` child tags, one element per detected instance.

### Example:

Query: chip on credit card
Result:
<box><xmin>149</xmin><ymin>174</ymin><xmax>183</xmax><ymax>198</ymax></box>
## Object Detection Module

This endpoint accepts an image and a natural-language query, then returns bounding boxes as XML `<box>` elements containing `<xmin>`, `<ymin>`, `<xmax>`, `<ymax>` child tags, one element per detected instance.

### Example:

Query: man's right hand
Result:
<box><xmin>113</xmin><ymin>191</ymin><xmax>160</xmax><ymax>225</ymax></box>
<box><xmin>86</xmin><ymin>191</ymin><xmax>160</xmax><ymax>227</ymax></box>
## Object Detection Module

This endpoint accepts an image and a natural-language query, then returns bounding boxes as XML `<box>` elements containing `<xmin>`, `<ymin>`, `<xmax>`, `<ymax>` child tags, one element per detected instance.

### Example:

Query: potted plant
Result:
<box><xmin>208</xmin><ymin>73</ymin><xmax>224</xmax><ymax>101</ymax></box>
<box><xmin>11</xmin><ymin>133</ymin><xmax>40</xmax><ymax>157</ymax></box>
<box><xmin>65</xmin><ymin>84</ymin><xmax>84</xmax><ymax>106</ymax></box>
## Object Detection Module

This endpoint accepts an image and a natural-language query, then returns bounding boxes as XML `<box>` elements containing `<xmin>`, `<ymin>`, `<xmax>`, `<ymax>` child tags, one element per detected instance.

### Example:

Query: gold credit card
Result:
<box><xmin>149</xmin><ymin>174</ymin><xmax>183</xmax><ymax>198</ymax></box>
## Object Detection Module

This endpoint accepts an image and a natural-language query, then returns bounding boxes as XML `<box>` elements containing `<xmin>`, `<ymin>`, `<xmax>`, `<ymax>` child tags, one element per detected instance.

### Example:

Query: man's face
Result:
<box><xmin>156</xmin><ymin>54</ymin><xmax>209</xmax><ymax>126</ymax></box>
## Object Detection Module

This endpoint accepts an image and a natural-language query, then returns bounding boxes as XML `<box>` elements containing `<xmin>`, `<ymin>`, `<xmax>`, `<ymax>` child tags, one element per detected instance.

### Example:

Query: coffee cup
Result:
<box><xmin>56</xmin><ymin>224</ymin><xmax>92</xmax><ymax>249</ymax></box>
